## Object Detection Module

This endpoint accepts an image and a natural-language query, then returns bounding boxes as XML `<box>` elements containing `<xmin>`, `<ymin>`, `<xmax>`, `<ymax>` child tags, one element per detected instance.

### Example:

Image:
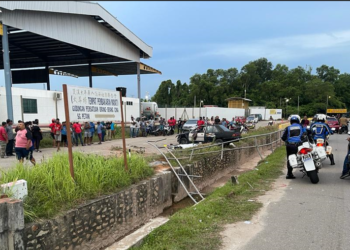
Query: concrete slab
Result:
<box><xmin>104</xmin><ymin>217</ymin><xmax>169</xmax><ymax>250</ymax></box>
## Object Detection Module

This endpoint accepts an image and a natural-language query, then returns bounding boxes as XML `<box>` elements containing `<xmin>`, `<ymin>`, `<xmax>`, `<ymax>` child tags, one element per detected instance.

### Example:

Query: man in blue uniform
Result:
<box><xmin>281</xmin><ymin>115</ymin><xmax>306</xmax><ymax>179</ymax></box>
<box><xmin>310</xmin><ymin>114</ymin><xmax>335</xmax><ymax>165</ymax></box>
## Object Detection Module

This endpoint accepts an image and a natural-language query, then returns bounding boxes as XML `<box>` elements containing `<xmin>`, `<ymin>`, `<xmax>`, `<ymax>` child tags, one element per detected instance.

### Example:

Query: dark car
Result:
<box><xmin>176</xmin><ymin>124</ymin><xmax>241</xmax><ymax>144</ymax></box>
<box><xmin>326</xmin><ymin>116</ymin><xmax>340</xmax><ymax>133</ymax></box>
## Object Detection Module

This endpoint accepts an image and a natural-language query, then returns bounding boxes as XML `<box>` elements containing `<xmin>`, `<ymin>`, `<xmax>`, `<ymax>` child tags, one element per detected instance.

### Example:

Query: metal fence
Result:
<box><xmin>171</xmin><ymin>129</ymin><xmax>284</xmax><ymax>161</ymax></box>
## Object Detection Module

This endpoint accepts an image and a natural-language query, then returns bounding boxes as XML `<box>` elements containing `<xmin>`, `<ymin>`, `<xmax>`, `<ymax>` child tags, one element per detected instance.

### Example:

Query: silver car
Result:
<box><xmin>182</xmin><ymin>119</ymin><xmax>199</xmax><ymax>132</ymax></box>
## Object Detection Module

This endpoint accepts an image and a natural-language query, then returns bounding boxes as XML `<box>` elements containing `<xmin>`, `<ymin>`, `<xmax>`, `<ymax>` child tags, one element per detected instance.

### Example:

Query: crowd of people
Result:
<box><xmin>127</xmin><ymin>115</ymin><xmax>252</xmax><ymax>138</ymax></box>
<box><xmin>0</xmin><ymin>115</ymin><xmax>254</xmax><ymax>165</ymax></box>
<box><xmin>47</xmin><ymin>119</ymin><xmax>117</xmax><ymax>151</ymax></box>
<box><xmin>0</xmin><ymin>119</ymin><xmax>36</xmax><ymax>165</ymax></box>
<box><xmin>0</xmin><ymin>118</ymin><xmax>119</xmax><ymax>165</ymax></box>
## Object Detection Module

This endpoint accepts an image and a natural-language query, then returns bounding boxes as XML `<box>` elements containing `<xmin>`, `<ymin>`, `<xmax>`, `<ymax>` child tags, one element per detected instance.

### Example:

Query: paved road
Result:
<box><xmin>242</xmin><ymin>133</ymin><xmax>350</xmax><ymax>250</ymax></box>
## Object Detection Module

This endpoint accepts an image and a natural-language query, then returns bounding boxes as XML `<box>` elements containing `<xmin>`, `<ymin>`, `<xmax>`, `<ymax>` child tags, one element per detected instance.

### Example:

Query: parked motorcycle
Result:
<box><xmin>339</xmin><ymin>123</ymin><xmax>349</xmax><ymax>134</ymax></box>
<box><xmin>164</xmin><ymin>125</ymin><xmax>174</xmax><ymax>136</ymax></box>
<box><xmin>239</xmin><ymin>124</ymin><xmax>249</xmax><ymax>134</ymax></box>
<box><xmin>288</xmin><ymin>138</ymin><xmax>327</xmax><ymax>184</ymax></box>
<box><xmin>147</xmin><ymin>125</ymin><xmax>161</xmax><ymax>136</ymax></box>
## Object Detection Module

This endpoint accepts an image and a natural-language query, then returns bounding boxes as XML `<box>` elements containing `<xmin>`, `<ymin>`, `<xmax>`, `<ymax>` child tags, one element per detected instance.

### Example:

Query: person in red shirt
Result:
<box><xmin>197</xmin><ymin>117</ymin><xmax>205</xmax><ymax>128</ymax></box>
<box><xmin>72</xmin><ymin>122</ymin><xmax>84</xmax><ymax>146</ymax></box>
<box><xmin>0</xmin><ymin>122</ymin><xmax>8</xmax><ymax>158</ymax></box>
<box><xmin>167</xmin><ymin>118</ymin><xmax>172</xmax><ymax>127</ymax></box>
<box><xmin>49</xmin><ymin>118</ymin><xmax>56</xmax><ymax>147</ymax></box>
<box><xmin>53</xmin><ymin>119</ymin><xmax>62</xmax><ymax>152</ymax></box>
<box><xmin>171</xmin><ymin>117</ymin><xmax>176</xmax><ymax>128</ymax></box>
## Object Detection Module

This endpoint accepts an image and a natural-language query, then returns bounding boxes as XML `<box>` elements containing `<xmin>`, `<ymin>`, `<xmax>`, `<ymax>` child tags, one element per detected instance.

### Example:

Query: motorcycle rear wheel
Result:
<box><xmin>308</xmin><ymin>170</ymin><xmax>319</xmax><ymax>184</ymax></box>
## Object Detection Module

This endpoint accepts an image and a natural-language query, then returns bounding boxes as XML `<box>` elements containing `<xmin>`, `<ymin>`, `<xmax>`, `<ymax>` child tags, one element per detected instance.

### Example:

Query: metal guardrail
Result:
<box><xmin>173</xmin><ymin>130</ymin><xmax>284</xmax><ymax>161</ymax></box>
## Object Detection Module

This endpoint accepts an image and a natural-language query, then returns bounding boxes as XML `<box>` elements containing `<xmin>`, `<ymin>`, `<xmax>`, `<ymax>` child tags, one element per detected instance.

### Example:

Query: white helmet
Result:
<box><xmin>316</xmin><ymin>114</ymin><xmax>326</xmax><ymax>122</ymax></box>
<box><xmin>290</xmin><ymin>115</ymin><xmax>301</xmax><ymax>124</ymax></box>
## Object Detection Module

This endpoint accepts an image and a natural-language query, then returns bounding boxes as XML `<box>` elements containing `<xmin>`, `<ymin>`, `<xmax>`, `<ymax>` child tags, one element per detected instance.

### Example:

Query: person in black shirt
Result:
<box><xmin>214</xmin><ymin>116</ymin><xmax>221</xmax><ymax>124</ymax></box>
<box><xmin>177</xmin><ymin>118</ymin><xmax>182</xmax><ymax>134</ymax></box>
<box><xmin>31</xmin><ymin>120</ymin><xmax>42</xmax><ymax>152</ymax></box>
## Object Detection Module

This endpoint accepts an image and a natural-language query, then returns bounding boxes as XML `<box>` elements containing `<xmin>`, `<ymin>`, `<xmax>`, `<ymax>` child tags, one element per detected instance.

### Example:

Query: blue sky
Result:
<box><xmin>3</xmin><ymin>1</ymin><xmax>350</xmax><ymax>98</ymax></box>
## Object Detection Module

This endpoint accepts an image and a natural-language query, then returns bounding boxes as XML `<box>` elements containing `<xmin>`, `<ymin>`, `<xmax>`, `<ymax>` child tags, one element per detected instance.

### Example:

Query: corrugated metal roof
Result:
<box><xmin>49</xmin><ymin>62</ymin><xmax>162</xmax><ymax>77</ymax></box>
<box><xmin>226</xmin><ymin>97</ymin><xmax>252</xmax><ymax>102</ymax></box>
<box><xmin>0</xmin><ymin>1</ymin><xmax>153</xmax><ymax>59</ymax></box>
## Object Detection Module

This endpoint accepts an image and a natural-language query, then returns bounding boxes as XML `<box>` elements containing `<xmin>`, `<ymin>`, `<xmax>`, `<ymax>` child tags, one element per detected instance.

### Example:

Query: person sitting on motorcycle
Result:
<box><xmin>310</xmin><ymin>114</ymin><xmax>335</xmax><ymax>165</ymax></box>
<box><xmin>339</xmin><ymin>115</ymin><xmax>348</xmax><ymax>133</ymax></box>
<box><xmin>281</xmin><ymin>115</ymin><xmax>306</xmax><ymax>179</ymax></box>
<box><xmin>340</xmin><ymin>136</ymin><xmax>350</xmax><ymax>179</ymax></box>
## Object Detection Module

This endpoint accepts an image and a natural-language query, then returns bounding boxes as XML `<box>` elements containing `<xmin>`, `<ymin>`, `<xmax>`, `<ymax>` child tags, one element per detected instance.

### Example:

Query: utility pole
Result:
<box><xmin>326</xmin><ymin>95</ymin><xmax>331</xmax><ymax>115</ymax></box>
<box><xmin>193</xmin><ymin>95</ymin><xmax>196</xmax><ymax>118</ymax></box>
<box><xmin>297</xmin><ymin>96</ymin><xmax>299</xmax><ymax>115</ymax></box>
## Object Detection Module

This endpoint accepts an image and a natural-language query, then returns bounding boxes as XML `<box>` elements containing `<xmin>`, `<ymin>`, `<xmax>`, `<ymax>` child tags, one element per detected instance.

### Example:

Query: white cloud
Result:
<box><xmin>203</xmin><ymin>29</ymin><xmax>350</xmax><ymax>61</ymax></box>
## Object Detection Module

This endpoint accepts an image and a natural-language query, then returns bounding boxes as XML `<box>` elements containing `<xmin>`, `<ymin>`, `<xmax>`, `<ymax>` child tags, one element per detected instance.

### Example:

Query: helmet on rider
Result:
<box><xmin>316</xmin><ymin>114</ymin><xmax>326</xmax><ymax>122</ymax></box>
<box><xmin>290</xmin><ymin>115</ymin><xmax>301</xmax><ymax>124</ymax></box>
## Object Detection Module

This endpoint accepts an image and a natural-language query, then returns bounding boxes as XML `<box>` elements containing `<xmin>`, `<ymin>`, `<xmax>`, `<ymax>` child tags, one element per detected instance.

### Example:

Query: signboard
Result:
<box><xmin>327</xmin><ymin>109</ymin><xmax>347</xmax><ymax>114</ymax></box>
<box><xmin>270</xmin><ymin>109</ymin><xmax>276</xmax><ymax>115</ymax></box>
<box><xmin>66</xmin><ymin>85</ymin><xmax>120</xmax><ymax>122</ymax></box>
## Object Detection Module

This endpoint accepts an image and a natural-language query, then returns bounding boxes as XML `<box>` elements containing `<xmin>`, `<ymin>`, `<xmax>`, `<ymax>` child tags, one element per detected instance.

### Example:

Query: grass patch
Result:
<box><xmin>0</xmin><ymin>152</ymin><xmax>154</xmax><ymax>222</ymax></box>
<box><xmin>242</xmin><ymin>124</ymin><xmax>279</xmax><ymax>137</ymax></box>
<box><xmin>132</xmin><ymin>146</ymin><xmax>286</xmax><ymax>250</ymax></box>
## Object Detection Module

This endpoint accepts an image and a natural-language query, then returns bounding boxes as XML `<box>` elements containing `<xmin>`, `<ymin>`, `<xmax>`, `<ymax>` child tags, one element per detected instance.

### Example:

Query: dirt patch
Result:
<box><xmin>220</xmin><ymin>173</ymin><xmax>289</xmax><ymax>250</ymax></box>
<box><xmin>153</xmin><ymin>164</ymin><xmax>171</xmax><ymax>173</ymax></box>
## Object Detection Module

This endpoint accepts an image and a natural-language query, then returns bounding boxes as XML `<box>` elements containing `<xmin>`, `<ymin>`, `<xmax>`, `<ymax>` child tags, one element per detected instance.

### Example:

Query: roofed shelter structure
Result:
<box><xmin>0</xmin><ymin>1</ymin><xmax>161</xmax><ymax>120</ymax></box>
<box><xmin>226</xmin><ymin>97</ymin><xmax>251</xmax><ymax>117</ymax></box>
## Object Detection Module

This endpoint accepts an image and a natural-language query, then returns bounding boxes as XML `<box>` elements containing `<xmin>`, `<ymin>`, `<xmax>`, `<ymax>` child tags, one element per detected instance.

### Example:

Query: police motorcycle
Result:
<box><xmin>310</xmin><ymin>114</ymin><xmax>335</xmax><ymax>165</ymax></box>
<box><xmin>288</xmin><ymin>133</ymin><xmax>327</xmax><ymax>184</ymax></box>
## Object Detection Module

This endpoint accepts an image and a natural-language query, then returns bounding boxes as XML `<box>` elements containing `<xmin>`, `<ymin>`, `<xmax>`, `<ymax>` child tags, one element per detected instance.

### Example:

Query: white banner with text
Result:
<box><xmin>66</xmin><ymin>85</ymin><xmax>120</xmax><ymax>122</ymax></box>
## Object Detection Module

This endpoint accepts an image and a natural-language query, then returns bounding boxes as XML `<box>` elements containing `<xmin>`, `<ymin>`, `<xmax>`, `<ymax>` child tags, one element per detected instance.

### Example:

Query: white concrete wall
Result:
<box><xmin>265</xmin><ymin>109</ymin><xmax>282</xmax><ymax>120</ymax></box>
<box><xmin>0</xmin><ymin>87</ymin><xmax>140</xmax><ymax>124</ymax></box>
<box><xmin>249</xmin><ymin>108</ymin><xmax>282</xmax><ymax>120</ymax></box>
<box><xmin>249</xmin><ymin>108</ymin><xmax>266</xmax><ymax>120</ymax></box>
<box><xmin>158</xmin><ymin>107</ymin><xmax>245</xmax><ymax>120</ymax></box>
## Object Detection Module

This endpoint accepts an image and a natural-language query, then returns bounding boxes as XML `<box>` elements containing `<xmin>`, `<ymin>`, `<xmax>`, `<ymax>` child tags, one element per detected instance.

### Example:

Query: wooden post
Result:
<box><xmin>62</xmin><ymin>84</ymin><xmax>75</xmax><ymax>179</ymax></box>
<box><xmin>119</xmin><ymin>90</ymin><xmax>128</xmax><ymax>171</ymax></box>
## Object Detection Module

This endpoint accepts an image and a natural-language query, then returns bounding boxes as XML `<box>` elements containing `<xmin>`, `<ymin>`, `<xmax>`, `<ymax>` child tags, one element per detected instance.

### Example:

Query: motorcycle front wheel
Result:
<box><xmin>308</xmin><ymin>170</ymin><xmax>319</xmax><ymax>184</ymax></box>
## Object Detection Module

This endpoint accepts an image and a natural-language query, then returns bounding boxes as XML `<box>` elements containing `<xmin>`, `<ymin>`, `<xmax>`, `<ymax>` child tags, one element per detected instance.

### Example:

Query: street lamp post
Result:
<box><xmin>297</xmin><ymin>95</ymin><xmax>299</xmax><ymax>115</ymax></box>
<box><xmin>326</xmin><ymin>95</ymin><xmax>331</xmax><ymax>115</ymax></box>
<box><xmin>285</xmin><ymin>98</ymin><xmax>290</xmax><ymax>119</ymax></box>
<box><xmin>200</xmin><ymin>100</ymin><xmax>203</xmax><ymax>117</ymax></box>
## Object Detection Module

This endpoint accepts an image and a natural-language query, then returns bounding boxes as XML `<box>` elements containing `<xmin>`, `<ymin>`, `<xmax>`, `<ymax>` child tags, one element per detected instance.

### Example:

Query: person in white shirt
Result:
<box><xmin>130</xmin><ymin>117</ymin><xmax>135</xmax><ymax>138</ymax></box>
<box><xmin>134</xmin><ymin>119</ymin><xmax>140</xmax><ymax>138</ymax></box>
